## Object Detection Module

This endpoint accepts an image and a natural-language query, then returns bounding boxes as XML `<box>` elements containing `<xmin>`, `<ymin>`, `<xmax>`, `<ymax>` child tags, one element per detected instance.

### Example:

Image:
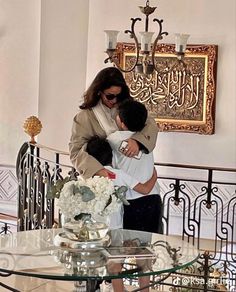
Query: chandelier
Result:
<box><xmin>104</xmin><ymin>0</ymin><xmax>189</xmax><ymax>75</ymax></box>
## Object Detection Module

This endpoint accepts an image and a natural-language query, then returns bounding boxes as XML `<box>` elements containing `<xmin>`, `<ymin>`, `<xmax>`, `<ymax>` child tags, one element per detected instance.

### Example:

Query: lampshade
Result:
<box><xmin>140</xmin><ymin>31</ymin><xmax>155</xmax><ymax>52</ymax></box>
<box><xmin>175</xmin><ymin>33</ymin><xmax>190</xmax><ymax>53</ymax></box>
<box><xmin>104</xmin><ymin>30</ymin><xmax>120</xmax><ymax>50</ymax></box>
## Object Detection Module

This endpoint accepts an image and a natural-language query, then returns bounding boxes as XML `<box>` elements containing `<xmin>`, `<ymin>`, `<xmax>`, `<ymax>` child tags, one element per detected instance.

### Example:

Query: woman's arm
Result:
<box><xmin>120</xmin><ymin>116</ymin><xmax>158</xmax><ymax>157</ymax></box>
<box><xmin>69</xmin><ymin>110</ymin><xmax>106</xmax><ymax>178</ymax></box>
<box><xmin>130</xmin><ymin>116</ymin><xmax>158</xmax><ymax>153</ymax></box>
<box><xmin>133</xmin><ymin>167</ymin><xmax>157</xmax><ymax>195</ymax></box>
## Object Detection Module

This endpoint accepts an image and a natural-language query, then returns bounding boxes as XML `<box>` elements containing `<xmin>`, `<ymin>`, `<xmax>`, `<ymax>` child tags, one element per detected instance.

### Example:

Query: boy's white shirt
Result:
<box><xmin>107</xmin><ymin>130</ymin><xmax>160</xmax><ymax>200</ymax></box>
<box><xmin>105</xmin><ymin>165</ymin><xmax>139</xmax><ymax>229</ymax></box>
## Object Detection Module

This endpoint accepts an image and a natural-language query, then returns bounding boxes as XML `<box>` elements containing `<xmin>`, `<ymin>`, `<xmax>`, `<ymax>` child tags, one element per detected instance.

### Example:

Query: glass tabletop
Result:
<box><xmin>0</xmin><ymin>228</ymin><xmax>199</xmax><ymax>281</ymax></box>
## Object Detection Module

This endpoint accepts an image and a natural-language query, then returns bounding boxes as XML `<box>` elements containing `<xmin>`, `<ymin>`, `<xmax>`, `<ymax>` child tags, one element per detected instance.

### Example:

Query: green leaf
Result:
<box><xmin>116</xmin><ymin>193</ymin><xmax>130</xmax><ymax>205</ymax></box>
<box><xmin>104</xmin><ymin>195</ymin><xmax>112</xmax><ymax>210</ymax></box>
<box><xmin>47</xmin><ymin>185</ymin><xmax>58</xmax><ymax>199</ymax></box>
<box><xmin>79</xmin><ymin>186</ymin><xmax>95</xmax><ymax>202</ymax></box>
<box><xmin>116</xmin><ymin>185</ymin><xmax>128</xmax><ymax>194</ymax></box>
<box><xmin>73</xmin><ymin>185</ymin><xmax>81</xmax><ymax>195</ymax></box>
<box><xmin>74</xmin><ymin>213</ymin><xmax>91</xmax><ymax>221</ymax></box>
<box><xmin>114</xmin><ymin>185</ymin><xmax>130</xmax><ymax>205</ymax></box>
<box><xmin>46</xmin><ymin>176</ymin><xmax>72</xmax><ymax>199</ymax></box>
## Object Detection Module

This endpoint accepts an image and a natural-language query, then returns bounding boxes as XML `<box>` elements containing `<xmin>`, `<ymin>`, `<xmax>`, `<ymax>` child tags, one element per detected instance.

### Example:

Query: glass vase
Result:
<box><xmin>62</xmin><ymin>213</ymin><xmax>109</xmax><ymax>242</ymax></box>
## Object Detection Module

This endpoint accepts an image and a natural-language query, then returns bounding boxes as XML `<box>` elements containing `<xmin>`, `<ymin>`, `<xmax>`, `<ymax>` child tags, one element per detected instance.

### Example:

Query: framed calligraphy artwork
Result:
<box><xmin>116</xmin><ymin>43</ymin><xmax>218</xmax><ymax>134</ymax></box>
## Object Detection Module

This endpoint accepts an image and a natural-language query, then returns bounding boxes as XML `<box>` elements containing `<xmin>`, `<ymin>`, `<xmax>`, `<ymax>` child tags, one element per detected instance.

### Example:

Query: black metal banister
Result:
<box><xmin>7</xmin><ymin>140</ymin><xmax>235</xmax><ymax>291</ymax></box>
<box><xmin>157</xmin><ymin>176</ymin><xmax>236</xmax><ymax>186</ymax></box>
<box><xmin>155</xmin><ymin>162</ymin><xmax>236</xmax><ymax>172</ymax></box>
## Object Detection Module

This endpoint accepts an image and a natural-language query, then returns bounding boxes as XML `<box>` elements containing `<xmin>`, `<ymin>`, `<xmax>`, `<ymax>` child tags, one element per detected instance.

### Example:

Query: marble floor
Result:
<box><xmin>0</xmin><ymin>275</ymin><xmax>162</xmax><ymax>291</ymax></box>
<box><xmin>0</xmin><ymin>276</ymin><xmax>76</xmax><ymax>292</ymax></box>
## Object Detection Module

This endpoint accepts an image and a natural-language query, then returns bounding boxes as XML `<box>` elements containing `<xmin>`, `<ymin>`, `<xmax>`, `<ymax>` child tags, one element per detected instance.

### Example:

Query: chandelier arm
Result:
<box><xmin>104</xmin><ymin>56</ymin><xmax>112</xmax><ymax>64</ymax></box>
<box><xmin>105</xmin><ymin>50</ymin><xmax>138</xmax><ymax>73</ymax></box>
<box><xmin>105</xmin><ymin>51</ymin><xmax>137</xmax><ymax>73</ymax></box>
<box><xmin>106</xmin><ymin>56</ymin><xmax>136</xmax><ymax>73</ymax></box>
<box><xmin>117</xmin><ymin>17</ymin><xmax>142</xmax><ymax>72</ymax></box>
<box><xmin>153</xmin><ymin>19</ymin><xmax>168</xmax><ymax>40</ymax></box>
<box><xmin>125</xmin><ymin>17</ymin><xmax>141</xmax><ymax>38</ymax></box>
<box><xmin>105</xmin><ymin>18</ymin><xmax>142</xmax><ymax>73</ymax></box>
<box><xmin>151</xmin><ymin>18</ymin><xmax>169</xmax><ymax>73</ymax></box>
<box><xmin>105</xmin><ymin>51</ymin><xmax>140</xmax><ymax>73</ymax></box>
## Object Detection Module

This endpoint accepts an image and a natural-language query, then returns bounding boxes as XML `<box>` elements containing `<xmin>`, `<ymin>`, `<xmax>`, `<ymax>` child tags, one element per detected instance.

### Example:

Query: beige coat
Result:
<box><xmin>69</xmin><ymin>109</ymin><xmax>158</xmax><ymax>178</ymax></box>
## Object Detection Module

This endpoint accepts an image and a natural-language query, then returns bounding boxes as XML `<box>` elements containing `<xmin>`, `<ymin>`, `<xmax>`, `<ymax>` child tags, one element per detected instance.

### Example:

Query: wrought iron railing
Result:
<box><xmin>13</xmin><ymin>141</ymin><xmax>236</xmax><ymax>291</ymax></box>
<box><xmin>16</xmin><ymin>142</ymin><xmax>77</xmax><ymax>231</ymax></box>
<box><xmin>0</xmin><ymin>214</ymin><xmax>17</xmax><ymax>235</ymax></box>
<box><xmin>154</xmin><ymin>163</ymin><xmax>236</xmax><ymax>291</ymax></box>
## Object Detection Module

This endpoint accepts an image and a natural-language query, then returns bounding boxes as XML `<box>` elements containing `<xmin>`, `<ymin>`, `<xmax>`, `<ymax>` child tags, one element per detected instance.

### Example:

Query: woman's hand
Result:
<box><xmin>95</xmin><ymin>168</ymin><xmax>116</xmax><ymax>179</ymax></box>
<box><xmin>122</xmin><ymin>139</ymin><xmax>140</xmax><ymax>157</ymax></box>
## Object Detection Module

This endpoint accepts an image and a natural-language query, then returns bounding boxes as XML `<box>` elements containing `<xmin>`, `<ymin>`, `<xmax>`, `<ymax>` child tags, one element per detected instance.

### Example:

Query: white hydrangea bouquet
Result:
<box><xmin>56</xmin><ymin>176</ymin><xmax>128</xmax><ymax>220</ymax></box>
<box><xmin>48</xmin><ymin>176</ymin><xmax>129</xmax><ymax>241</ymax></box>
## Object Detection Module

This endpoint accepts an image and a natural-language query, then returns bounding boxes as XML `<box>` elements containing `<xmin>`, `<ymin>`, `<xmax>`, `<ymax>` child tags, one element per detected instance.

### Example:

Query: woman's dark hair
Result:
<box><xmin>80</xmin><ymin>67</ymin><xmax>132</xmax><ymax>109</ymax></box>
<box><xmin>86</xmin><ymin>136</ymin><xmax>112</xmax><ymax>166</ymax></box>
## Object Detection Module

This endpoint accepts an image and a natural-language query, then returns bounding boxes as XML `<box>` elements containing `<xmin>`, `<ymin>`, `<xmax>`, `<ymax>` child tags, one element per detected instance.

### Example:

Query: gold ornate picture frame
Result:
<box><xmin>117</xmin><ymin>43</ymin><xmax>218</xmax><ymax>134</ymax></box>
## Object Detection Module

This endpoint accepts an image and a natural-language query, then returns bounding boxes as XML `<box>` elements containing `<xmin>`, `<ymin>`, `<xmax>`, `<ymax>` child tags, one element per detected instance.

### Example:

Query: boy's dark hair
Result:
<box><xmin>118</xmin><ymin>100</ymin><xmax>148</xmax><ymax>132</ymax></box>
<box><xmin>86</xmin><ymin>136</ymin><xmax>112</xmax><ymax>166</ymax></box>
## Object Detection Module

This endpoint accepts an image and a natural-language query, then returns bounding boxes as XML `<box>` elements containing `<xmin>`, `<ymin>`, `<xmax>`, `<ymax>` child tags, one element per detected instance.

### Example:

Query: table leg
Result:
<box><xmin>86</xmin><ymin>279</ymin><xmax>97</xmax><ymax>292</ymax></box>
<box><xmin>73</xmin><ymin>280</ymin><xmax>97</xmax><ymax>292</ymax></box>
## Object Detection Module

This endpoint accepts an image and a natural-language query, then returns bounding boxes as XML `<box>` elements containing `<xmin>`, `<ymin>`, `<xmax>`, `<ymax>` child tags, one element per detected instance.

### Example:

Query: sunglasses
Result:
<box><xmin>102</xmin><ymin>92</ymin><xmax>122</xmax><ymax>101</ymax></box>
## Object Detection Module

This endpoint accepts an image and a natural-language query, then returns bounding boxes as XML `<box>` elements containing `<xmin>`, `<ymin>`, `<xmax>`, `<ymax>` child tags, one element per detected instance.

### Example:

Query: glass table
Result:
<box><xmin>0</xmin><ymin>228</ymin><xmax>199</xmax><ymax>291</ymax></box>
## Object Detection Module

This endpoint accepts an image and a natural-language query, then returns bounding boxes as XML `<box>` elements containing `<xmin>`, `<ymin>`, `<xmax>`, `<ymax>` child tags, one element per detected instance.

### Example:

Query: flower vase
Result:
<box><xmin>62</xmin><ymin>213</ymin><xmax>109</xmax><ymax>242</ymax></box>
<box><xmin>60</xmin><ymin>213</ymin><xmax>71</xmax><ymax>226</ymax></box>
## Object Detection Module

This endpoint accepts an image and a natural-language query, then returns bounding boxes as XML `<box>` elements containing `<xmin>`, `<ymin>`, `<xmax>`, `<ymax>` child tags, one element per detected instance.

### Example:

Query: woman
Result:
<box><xmin>69</xmin><ymin>67</ymin><xmax>158</xmax><ymax>179</ymax></box>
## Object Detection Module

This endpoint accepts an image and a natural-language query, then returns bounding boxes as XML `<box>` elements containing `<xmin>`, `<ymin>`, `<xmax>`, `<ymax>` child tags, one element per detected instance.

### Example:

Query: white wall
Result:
<box><xmin>0</xmin><ymin>0</ymin><xmax>89</xmax><ymax>166</ymax></box>
<box><xmin>38</xmin><ymin>0</ymin><xmax>89</xmax><ymax>151</ymax></box>
<box><xmin>0</xmin><ymin>0</ymin><xmax>41</xmax><ymax>165</ymax></box>
<box><xmin>87</xmin><ymin>0</ymin><xmax>236</xmax><ymax>169</ymax></box>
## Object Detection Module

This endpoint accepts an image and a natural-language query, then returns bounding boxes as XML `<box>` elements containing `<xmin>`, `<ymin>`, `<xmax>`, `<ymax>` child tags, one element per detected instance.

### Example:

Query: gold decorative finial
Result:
<box><xmin>23</xmin><ymin>116</ymin><xmax>42</xmax><ymax>143</ymax></box>
<box><xmin>139</xmin><ymin>5</ymin><xmax>156</xmax><ymax>16</ymax></box>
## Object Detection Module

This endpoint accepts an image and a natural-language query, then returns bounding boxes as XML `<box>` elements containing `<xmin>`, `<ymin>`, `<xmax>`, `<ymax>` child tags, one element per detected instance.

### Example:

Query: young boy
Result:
<box><xmin>86</xmin><ymin>136</ymin><xmax>157</xmax><ymax>229</ymax></box>
<box><xmin>107</xmin><ymin>100</ymin><xmax>163</xmax><ymax>234</ymax></box>
<box><xmin>87</xmin><ymin>136</ymin><xmax>155</xmax><ymax>292</ymax></box>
